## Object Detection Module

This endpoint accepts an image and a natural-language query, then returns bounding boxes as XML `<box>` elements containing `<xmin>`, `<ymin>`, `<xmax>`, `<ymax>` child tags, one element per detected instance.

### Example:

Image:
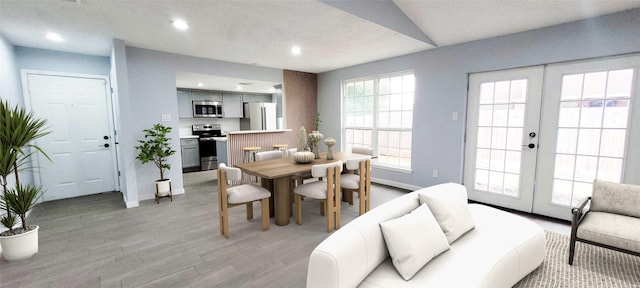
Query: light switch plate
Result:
<box><xmin>161</xmin><ymin>114</ymin><xmax>171</xmax><ymax>122</ymax></box>
<box><xmin>452</xmin><ymin>112</ymin><xmax>459</xmax><ymax>121</ymax></box>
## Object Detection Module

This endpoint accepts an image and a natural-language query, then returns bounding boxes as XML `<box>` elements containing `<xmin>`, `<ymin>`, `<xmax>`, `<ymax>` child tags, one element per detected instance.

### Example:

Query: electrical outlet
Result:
<box><xmin>432</xmin><ymin>170</ymin><xmax>439</xmax><ymax>178</ymax></box>
<box><xmin>161</xmin><ymin>114</ymin><xmax>171</xmax><ymax>122</ymax></box>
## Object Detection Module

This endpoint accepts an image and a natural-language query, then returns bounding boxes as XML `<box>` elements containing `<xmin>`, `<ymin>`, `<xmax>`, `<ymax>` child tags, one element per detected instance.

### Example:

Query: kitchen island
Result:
<box><xmin>225</xmin><ymin>129</ymin><xmax>295</xmax><ymax>181</ymax></box>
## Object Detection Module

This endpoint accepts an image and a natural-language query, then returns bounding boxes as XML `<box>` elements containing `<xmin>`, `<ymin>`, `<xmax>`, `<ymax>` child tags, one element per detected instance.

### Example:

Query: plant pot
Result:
<box><xmin>0</xmin><ymin>225</ymin><xmax>39</xmax><ymax>261</ymax></box>
<box><xmin>155</xmin><ymin>179</ymin><xmax>173</xmax><ymax>204</ymax></box>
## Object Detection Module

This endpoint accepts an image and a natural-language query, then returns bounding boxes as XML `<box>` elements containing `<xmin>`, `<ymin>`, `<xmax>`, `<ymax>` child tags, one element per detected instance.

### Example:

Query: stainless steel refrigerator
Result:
<box><xmin>240</xmin><ymin>102</ymin><xmax>277</xmax><ymax>130</ymax></box>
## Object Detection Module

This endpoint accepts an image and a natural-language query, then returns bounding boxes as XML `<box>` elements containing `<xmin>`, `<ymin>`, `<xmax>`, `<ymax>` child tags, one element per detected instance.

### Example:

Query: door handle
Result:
<box><xmin>522</xmin><ymin>143</ymin><xmax>535</xmax><ymax>149</ymax></box>
<box><xmin>100</xmin><ymin>143</ymin><xmax>110</xmax><ymax>148</ymax></box>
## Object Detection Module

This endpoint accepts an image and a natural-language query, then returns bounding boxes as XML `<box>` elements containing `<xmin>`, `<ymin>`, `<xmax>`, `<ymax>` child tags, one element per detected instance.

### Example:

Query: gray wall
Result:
<box><xmin>0</xmin><ymin>35</ymin><xmax>21</xmax><ymax>106</ymax></box>
<box><xmin>122</xmin><ymin>47</ymin><xmax>283</xmax><ymax>201</ymax></box>
<box><xmin>15</xmin><ymin>46</ymin><xmax>110</xmax><ymax>76</ymax></box>
<box><xmin>318</xmin><ymin>8</ymin><xmax>640</xmax><ymax>189</ymax></box>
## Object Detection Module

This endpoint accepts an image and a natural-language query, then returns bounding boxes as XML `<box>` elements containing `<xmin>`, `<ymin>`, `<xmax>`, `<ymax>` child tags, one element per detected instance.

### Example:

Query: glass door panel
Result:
<box><xmin>464</xmin><ymin>66</ymin><xmax>544</xmax><ymax>212</ymax></box>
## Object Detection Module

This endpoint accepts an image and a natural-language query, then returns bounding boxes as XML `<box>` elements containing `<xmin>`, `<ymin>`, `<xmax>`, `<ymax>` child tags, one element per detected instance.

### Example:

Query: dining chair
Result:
<box><xmin>341</xmin><ymin>156</ymin><xmax>372</xmax><ymax>215</ymax></box>
<box><xmin>294</xmin><ymin>161</ymin><xmax>343</xmax><ymax>232</ymax></box>
<box><xmin>255</xmin><ymin>150</ymin><xmax>283</xmax><ymax>161</ymax></box>
<box><xmin>217</xmin><ymin>163</ymin><xmax>271</xmax><ymax>238</ymax></box>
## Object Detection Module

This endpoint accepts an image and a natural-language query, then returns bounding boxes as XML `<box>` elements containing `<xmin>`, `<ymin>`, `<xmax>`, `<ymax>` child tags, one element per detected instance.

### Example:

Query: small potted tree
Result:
<box><xmin>0</xmin><ymin>99</ymin><xmax>49</xmax><ymax>261</ymax></box>
<box><xmin>135</xmin><ymin>123</ymin><xmax>177</xmax><ymax>204</ymax></box>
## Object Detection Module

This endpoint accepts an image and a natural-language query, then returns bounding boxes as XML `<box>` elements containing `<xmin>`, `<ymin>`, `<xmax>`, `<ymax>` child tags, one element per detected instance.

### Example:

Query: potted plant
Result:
<box><xmin>135</xmin><ymin>123</ymin><xmax>177</xmax><ymax>203</ymax></box>
<box><xmin>0</xmin><ymin>99</ymin><xmax>49</xmax><ymax>261</ymax></box>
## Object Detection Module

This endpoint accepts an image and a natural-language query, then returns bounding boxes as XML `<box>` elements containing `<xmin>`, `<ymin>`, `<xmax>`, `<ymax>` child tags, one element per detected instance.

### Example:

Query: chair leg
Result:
<box><xmin>246</xmin><ymin>202</ymin><xmax>254</xmax><ymax>220</ymax></box>
<box><xmin>348</xmin><ymin>190</ymin><xmax>354</xmax><ymax>205</ymax></box>
<box><xmin>326</xmin><ymin>201</ymin><xmax>334</xmax><ymax>233</ymax></box>
<box><xmin>320</xmin><ymin>202</ymin><xmax>325</xmax><ymax>216</ymax></box>
<box><xmin>359</xmin><ymin>190</ymin><xmax>366</xmax><ymax>216</ymax></box>
<box><xmin>261</xmin><ymin>198</ymin><xmax>270</xmax><ymax>231</ymax></box>
<box><xmin>220</xmin><ymin>209</ymin><xmax>229</xmax><ymax>239</ymax></box>
<box><xmin>295</xmin><ymin>194</ymin><xmax>303</xmax><ymax>225</ymax></box>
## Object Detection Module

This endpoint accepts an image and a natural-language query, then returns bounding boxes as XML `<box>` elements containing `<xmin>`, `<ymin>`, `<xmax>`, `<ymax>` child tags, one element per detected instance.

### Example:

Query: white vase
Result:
<box><xmin>298</xmin><ymin>126</ymin><xmax>307</xmax><ymax>151</ymax></box>
<box><xmin>309</xmin><ymin>131</ymin><xmax>324</xmax><ymax>159</ymax></box>
<box><xmin>0</xmin><ymin>225</ymin><xmax>39</xmax><ymax>261</ymax></box>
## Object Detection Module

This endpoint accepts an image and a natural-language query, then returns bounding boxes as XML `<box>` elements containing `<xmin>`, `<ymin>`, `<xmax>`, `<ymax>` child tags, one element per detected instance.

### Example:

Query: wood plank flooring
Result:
<box><xmin>0</xmin><ymin>171</ymin><xmax>568</xmax><ymax>287</ymax></box>
<box><xmin>0</xmin><ymin>170</ymin><xmax>405</xmax><ymax>288</ymax></box>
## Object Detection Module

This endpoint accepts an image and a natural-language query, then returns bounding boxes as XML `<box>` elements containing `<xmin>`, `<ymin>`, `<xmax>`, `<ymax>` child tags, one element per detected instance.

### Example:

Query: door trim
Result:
<box><xmin>20</xmin><ymin>69</ymin><xmax>120</xmax><ymax>192</ymax></box>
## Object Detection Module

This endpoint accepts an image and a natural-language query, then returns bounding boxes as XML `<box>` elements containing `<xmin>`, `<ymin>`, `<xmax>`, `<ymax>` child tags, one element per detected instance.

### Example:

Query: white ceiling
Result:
<box><xmin>1</xmin><ymin>0</ymin><xmax>639</xmax><ymax>90</ymax></box>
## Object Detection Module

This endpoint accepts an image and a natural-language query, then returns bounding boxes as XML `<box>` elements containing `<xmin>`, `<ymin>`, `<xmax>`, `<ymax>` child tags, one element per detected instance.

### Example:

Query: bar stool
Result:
<box><xmin>272</xmin><ymin>144</ymin><xmax>289</xmax><ymax>157</ymax></box>
<box><xmin>243</xmin><ymin>146</ymin><xmax>261</xmax><ymax>182</ymax></box>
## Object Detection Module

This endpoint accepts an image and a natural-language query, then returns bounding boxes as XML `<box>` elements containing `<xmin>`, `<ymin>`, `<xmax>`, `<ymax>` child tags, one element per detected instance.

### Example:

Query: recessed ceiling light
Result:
<box><xmin>291</xmin><ymin>46</ymin><xmax>301</xmax><ymax>56</ymax></box>
<box><xmin>45</xmin><ymin>32</ymin><xmax>64</xmax><ymax>42</ymax></box>
<box><xmin>197</xmin><ymin>83</ymin><xmax>204</xmax><ymax>87</ymax></box>
<box><xmin>235</xmin><ymin>85</ymin><xmax>243</xmax><ymax>91</ymax></box>
<box><xmin>172</xmin><ymin>19</ymin><xmax>189</xmax><ymax>30</ymax></box>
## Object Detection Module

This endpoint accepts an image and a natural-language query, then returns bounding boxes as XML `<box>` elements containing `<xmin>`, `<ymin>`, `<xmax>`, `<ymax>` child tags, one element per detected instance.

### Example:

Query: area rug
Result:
<box><xmin>513</xmin><ymin>231</ymin><xmax>640</xmax><ymax>288</ymax></box>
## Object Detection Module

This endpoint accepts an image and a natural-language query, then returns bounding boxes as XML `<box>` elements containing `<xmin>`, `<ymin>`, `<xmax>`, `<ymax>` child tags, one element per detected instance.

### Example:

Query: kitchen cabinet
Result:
<box><xmin>177</xmin><ymin>90</ymin><xmax>192</xmax><ymax>118</ymax></box>
<box><xmin>216</xmin><ymin>140</ymin><xmax>228</xmax><ymax>165</ymax></box>
<box><xmin>181</xmin><ymin>138</ymin><xmax>200</xmax><ymax>172</ymax></box>
<box><xmin>222</xmin><ymin>93</ymin><xmax>243</xmax><ymax>118</ymax></box>
<box><xmin>243</xmin><ymin>94</ymin><xmax>272</xmax><ymax>103</ymax></box>
<box><xmin>191</xmin><ymin>91</ymin><xmax>222</xmax><ymax>102</ymax></box>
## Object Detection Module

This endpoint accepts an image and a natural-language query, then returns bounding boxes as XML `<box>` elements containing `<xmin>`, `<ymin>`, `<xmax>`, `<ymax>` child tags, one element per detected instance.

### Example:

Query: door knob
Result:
<box><xmin>103</xmin><ymin>143</ymin><xmax>110</xmax><ymax>148</ymax></box>
<box><xmin>104</xmin><ymin>136</ymin><xmax>109</xmax><ymax>140</ymax></box>
<box><xmin>529</xmin><ymin>132</ymin><xmax>536</xmax><ymax>138</ymax></box>
<box><xmin>522</xmin><ymin>143</ymin><xmax>535</xmax><ymax>149</ymax></box>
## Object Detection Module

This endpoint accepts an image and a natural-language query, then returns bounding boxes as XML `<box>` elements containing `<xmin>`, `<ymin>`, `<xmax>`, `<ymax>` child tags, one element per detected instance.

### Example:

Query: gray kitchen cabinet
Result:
<box><xmin>191</xmin><ymin>91</ymin><xmax>222</xmax><ymax>102</ymax></box>
<box><xmin>242</xmin><ymin>94</ymin><xmax>272</xmax><ymax>103</ymax></box>
<box><xmin>181</xmin><ymin>138</ymin><xmax>200</xmax><ymax>171</ymax></box>
<box><xmin>216</xmin><ymin>140</ymin><xmax>228</xmax><ymax>165</ymax></box>
<box><xmin>222</xmin><ymin>93</ymin><xmax>243</xmax><ymax>118</ymax></box>
<box><xmin>177</xmin><ymin>90</ymin><xmax>192</xmax><ymax>118</ymax></box>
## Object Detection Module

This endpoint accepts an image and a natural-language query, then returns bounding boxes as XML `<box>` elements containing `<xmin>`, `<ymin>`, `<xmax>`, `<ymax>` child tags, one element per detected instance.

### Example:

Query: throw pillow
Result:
<box><xmin>419</xmin><ymin>184</ymin><xmax>475</xmax><ymax>244</ymax></box>
<box><xmin>379</xmin><ymin>203</ymin><xmax>450</xmax><ymax>280</ymax></box>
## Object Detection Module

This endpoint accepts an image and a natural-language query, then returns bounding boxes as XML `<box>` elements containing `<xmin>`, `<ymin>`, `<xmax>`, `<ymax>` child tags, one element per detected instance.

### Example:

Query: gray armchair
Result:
<box><xmin>569</xmin><ymin>179</ymin><xmax>640</xmax><ymax>265</ymax></box>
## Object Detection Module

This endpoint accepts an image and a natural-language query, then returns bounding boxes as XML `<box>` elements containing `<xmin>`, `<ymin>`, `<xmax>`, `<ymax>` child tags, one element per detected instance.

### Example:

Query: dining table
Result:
<box><xmin>233</xmin><ymin>151</ymin><xmax>370</xmax><ymax>226</ymax></box>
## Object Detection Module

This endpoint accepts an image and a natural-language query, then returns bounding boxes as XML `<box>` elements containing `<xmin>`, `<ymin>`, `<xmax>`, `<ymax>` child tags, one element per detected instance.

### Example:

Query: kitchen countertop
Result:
<box><xmin>226</xmin><ymin>129</ymin><xmax>292</xmax><ymax>135</ymax></box>
<box><xmin>180</xmin><ymin>135</ymin><xmax>199</xmax><ymax>139</ymax></box>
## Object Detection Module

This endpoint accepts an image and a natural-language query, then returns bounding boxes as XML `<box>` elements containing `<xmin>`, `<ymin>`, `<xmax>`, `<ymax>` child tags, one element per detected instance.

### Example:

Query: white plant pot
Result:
<box><xmin>155</xmin><ymin>179</ymin><xmax>172</xmax><ymax>197</ymax></box>
<box><xmin>0</xmin><ymin>225</ymin><xmax>39</xmax><ymax>261</ymax></box>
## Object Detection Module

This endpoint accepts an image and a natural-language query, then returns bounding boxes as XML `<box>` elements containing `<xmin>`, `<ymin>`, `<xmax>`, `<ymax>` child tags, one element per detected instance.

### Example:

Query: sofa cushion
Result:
<box><xmin>379</xmin><ymin>203</ymin><xmax>450</xmax><ymax>280</ymax></box>
<box><xmin>418</xmin><ymin>183</ymin><xmax>475</xmax><ymax>244</ymax></box>
<box><xmin>577</xmin><ymin>211</ymin><xmax>640</xmax><ymax>253</ymax></box>
<box><xmin>590</xmin><ymin>180</ymin><xmax>640</xmax><ymax>218</ymax></box>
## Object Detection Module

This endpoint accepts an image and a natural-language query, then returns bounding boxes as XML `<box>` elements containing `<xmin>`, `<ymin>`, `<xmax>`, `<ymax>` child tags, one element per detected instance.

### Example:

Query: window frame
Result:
<box><xmin>342</xmin><ymin>70</ymin><xmax>415</xmax><ymax>172</ymax></box>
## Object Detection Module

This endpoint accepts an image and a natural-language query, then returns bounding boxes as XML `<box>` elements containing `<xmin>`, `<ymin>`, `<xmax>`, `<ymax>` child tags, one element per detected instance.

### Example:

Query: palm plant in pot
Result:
<box><xmin>135</xmin><ymin>123</ymin><xmax>176</xmax><ymax>204</ymax></box>
<box><xmin>0</xmin><ymin>99</ymin><xmax>49</xmax><ymax>261</ymax></box>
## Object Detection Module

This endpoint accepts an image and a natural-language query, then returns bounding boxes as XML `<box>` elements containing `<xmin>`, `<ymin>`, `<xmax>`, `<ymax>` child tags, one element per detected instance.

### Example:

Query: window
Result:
<box><xmin>343</xmin><ymin>71</ymin><xmax>414</xmax><ymax>169</ymax></box>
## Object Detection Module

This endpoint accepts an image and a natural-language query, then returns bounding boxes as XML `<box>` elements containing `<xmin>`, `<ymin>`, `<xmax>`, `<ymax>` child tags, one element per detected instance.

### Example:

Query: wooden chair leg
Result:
<box><xmin>261</xmin><ymin>198</ymin><xmax>270</xmax><ymax>231</ymax></box>
<box><xmin>295</xmin><ymin>194</ymin><xmax>303</xmax><ymax>225</ymax></box>
<box><xmin>326</xmin><ymin>201</ymin><xmax>334</xmax><ymax>233</ymax></box>
<box><xmin>335</xmin><ymin>195</ymin><xmax>341</xmax><ymax>230</ymax></box>
<box><xmin>348</xmin><ymin>190</ymin><xmax>354</xmax><ymax>205</ymax></box>
<box><xmin>246</xmin><ymin>202</ymin><xmax>254</xmax><ymax>220</ymax></box>
<box><xmin>320</xmin><ymin>202</ymin><xmax>325</xmax><ymax>216</ymax></box>
<box><xmin>220</xmin><ymin>209</ymin><xmax>229</xmax><ymax>239</ymax></box>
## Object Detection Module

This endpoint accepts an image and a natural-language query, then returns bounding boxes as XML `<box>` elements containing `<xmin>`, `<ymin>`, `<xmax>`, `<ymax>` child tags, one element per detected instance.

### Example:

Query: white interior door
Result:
<box><xmin>464</xmin><ymin>66</ymin><xmax>544</xmax><ymax>212</ymax></box>
<box><xmin>534</xmin><ymin>55</ymin><xmax>640</xmax><ymax>219</ymax></box>
<box><xmin>24</xmin><ymin>72</ymin><xmax>118</xmax><ymax>201</ymax></box>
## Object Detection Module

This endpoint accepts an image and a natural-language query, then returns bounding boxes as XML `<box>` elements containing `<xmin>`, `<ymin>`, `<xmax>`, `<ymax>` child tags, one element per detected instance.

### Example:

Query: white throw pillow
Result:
<box><xmin>379</xmin><ymin>203</ymin><xmax>450</xmax><ymax>280</ymax></box>
<box><xmin>419</xmin><ymin>184</ymin><xmax>475</xmax><ymax>244</ymax></box>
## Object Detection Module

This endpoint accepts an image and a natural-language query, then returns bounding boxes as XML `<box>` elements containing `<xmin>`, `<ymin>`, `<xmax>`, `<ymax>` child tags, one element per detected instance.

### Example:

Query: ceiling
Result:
<box><xmin>1</xmin><ymin>0</ymin><xmax>639</xmax><ymax>89</ymax></box>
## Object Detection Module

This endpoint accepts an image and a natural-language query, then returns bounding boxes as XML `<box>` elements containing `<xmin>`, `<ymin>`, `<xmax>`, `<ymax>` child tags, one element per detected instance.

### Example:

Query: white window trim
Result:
<box><xmin>342</xmin><ymin>71</ymin><xmax>415</xmax><ymax>170</ymax></box>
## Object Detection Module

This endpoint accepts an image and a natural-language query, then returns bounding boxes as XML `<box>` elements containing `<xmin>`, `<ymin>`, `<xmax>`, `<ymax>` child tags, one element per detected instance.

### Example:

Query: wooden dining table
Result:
<box><xmin>234</xmin><ymin>151</ymin><xmax>369</xmax><ymax>226</ymax></box>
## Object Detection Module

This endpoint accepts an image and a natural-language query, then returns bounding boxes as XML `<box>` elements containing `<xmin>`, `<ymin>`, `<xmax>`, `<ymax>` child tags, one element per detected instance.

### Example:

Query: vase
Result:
<box><xmin>293</xmin><ymin>151</ymin><xmax>315</xmax><ymax>164</ymax></box>
<box><xmin>298</xmin><ymin>126</ymin><xmax>307</xmax><ymax>151</ymax></box>
<box><xmin>308</xmin><ymin>130</ymin><xmax>323</xmax><ymax>159</ymax></box>
<box><xmin>325</xmin><ymin>137</ymin><xmax>336</xmax><ymax>160</ymax></box>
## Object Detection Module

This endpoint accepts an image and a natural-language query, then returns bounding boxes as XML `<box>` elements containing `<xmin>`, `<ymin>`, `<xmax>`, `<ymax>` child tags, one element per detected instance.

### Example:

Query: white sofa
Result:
<box><xmin>307</xmin><ymin>183</ymin><xmax>546</xmax><ymax>288</ymax></box>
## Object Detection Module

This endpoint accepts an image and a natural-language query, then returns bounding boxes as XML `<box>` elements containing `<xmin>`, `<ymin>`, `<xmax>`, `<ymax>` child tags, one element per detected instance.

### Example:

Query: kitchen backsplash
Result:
<box><xmin>178</xmin><ymin>117</ymin><xmax>240</xmax><ymax>136</ymax></box>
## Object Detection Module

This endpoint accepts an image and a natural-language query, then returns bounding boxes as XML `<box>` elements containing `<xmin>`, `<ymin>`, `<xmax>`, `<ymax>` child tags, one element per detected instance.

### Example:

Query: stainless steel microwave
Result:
<box><xmin>193</xmin><ymin>101</ymin><xmax>223</xmax><ymax>118</ymax></box>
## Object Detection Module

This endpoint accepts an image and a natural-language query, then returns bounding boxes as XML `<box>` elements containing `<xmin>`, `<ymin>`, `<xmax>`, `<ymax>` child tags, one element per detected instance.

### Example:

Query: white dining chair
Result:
<box><xmin>341</xmin><ymin>156</ymin><xmax>372</xmax><ymax>215</ymax></box>
<box><xmin>255</xmin><ymin>150</ymin><xmax>283</xmax><ymax>161</ymax></box>
<box><xmin>217</xmin><ymin>163</ymin><xmax>271</xmax><ymax>238</ymax></box>
<box><xmin>293</xmin><ymin>161</ymin><xmax>343</xmax><ymax>232</ymax></box>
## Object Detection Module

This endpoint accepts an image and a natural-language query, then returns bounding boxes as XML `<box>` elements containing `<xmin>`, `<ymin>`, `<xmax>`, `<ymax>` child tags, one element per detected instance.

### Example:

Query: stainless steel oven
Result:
<box><xmin>193</xmin><ymin>101</ymin><xmax>223</xmax><ymax>118</ymax></box>
<box><xmin>192</xmin><ymin>124</ymin><xmax>222</xmax><ymax>170</ymax></box>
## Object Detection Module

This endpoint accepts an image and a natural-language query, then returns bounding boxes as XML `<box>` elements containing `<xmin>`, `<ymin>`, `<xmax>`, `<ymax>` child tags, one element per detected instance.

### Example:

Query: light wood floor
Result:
<box><xmin>0</xmin><ymin>170</ymin><xmax>569</xmax><ymax>287</ymax></box>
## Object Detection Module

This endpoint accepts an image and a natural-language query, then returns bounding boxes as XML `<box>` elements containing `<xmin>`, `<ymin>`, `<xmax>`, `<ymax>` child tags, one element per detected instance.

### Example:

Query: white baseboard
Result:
<box><xmin>125</xmin><ymin>201</ymin><xmax>139</xmax><ymax>208</ymax></box>
<box><xmin>371</xmin><ymin>177</ymin><xmax>423</xmax><ymax>191</ymax></box>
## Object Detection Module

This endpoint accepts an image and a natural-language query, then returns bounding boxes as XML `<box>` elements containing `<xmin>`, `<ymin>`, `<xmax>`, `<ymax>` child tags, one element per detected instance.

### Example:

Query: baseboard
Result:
<box><xmin>125</xmin><ymin>200</ymin><xmax>139</xmax><ymax>208</ymax></box>
<box><xmin>371</xmin><ymin>177</ymin><xmax>423</xmax><ymax>191</ymax></box>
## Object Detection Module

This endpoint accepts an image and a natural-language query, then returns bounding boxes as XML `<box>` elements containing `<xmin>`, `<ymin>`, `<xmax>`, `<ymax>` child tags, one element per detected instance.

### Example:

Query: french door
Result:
<box><xmin>465</xmin><ymin>55</ymin><xmax>640</xmax><ymax>220</ymax></box>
